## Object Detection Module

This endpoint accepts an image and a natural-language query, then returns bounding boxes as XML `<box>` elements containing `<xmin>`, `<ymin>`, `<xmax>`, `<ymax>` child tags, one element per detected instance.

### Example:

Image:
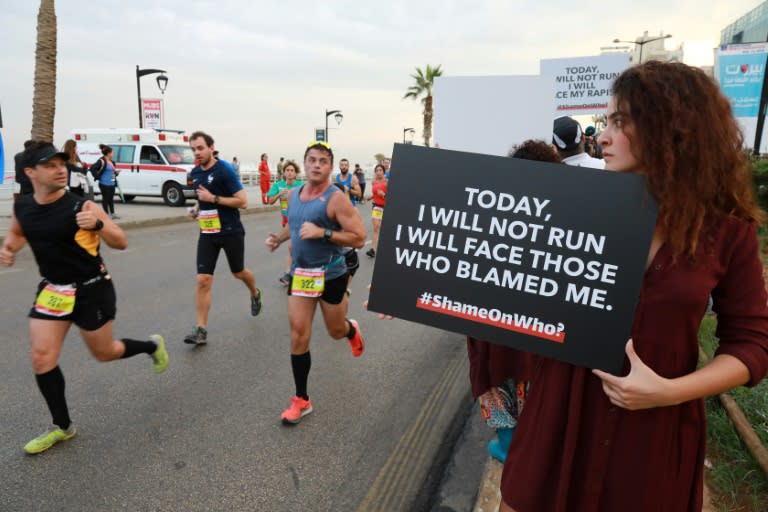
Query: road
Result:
<box><xmin>0</xmin><ymin>207</ymin><xmax>473</xmax><ymax>512</ymax></box>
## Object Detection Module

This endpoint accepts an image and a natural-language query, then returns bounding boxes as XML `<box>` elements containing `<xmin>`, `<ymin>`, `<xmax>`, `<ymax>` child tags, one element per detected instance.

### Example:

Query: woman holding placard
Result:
<box><xmin>499</xmin><ymin>61</ymin><xmax>768</xmax><ymax>511</ymax></box>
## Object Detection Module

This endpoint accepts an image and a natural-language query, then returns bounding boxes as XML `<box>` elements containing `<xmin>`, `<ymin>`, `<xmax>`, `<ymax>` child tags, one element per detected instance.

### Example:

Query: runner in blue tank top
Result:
<box><xmin>334</xmin><ymin>158</ymin><xmax>361</xmax><ymax>205</ymax></box>
<box><xmin>266</xmin><ymin>142</ymin><xmax>367</xmax><ymax>425</ymax></box>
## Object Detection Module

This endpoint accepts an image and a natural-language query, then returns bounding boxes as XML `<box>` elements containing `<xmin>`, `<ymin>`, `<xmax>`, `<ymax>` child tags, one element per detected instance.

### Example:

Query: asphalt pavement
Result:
<box><xmin>0</xmin><ymin>187</ymin><xmax>500</xmax><ymax>512</ymax></box>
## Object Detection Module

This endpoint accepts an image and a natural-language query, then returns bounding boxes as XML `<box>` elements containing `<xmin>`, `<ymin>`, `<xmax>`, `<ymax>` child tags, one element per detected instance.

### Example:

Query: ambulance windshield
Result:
<box><xmin>160</xmin><ymin>145</ymin><xmax>195</xmax><ymax>165</ymax></box>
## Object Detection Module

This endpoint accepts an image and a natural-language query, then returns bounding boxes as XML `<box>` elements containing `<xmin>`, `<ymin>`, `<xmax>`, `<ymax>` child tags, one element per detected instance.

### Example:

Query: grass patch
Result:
<box><xmin>700</xmin><ymin>315</ymin><xmax>768</xmax><ymax>511</ymax></box>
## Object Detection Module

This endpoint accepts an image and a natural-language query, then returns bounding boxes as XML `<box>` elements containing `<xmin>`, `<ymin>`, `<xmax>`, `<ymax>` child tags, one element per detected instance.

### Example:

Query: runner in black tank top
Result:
<box><xmin>0</xmin><ymin>141</ymin><xmax>169</xmax><ymax>455</ymax></box>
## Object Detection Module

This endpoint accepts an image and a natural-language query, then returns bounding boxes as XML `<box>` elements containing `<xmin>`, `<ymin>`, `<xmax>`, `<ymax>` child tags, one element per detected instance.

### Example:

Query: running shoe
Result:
<box><xmin>281</xmin><ymin>396</ymin><xmax>313</xmax><ymax>425</ymax></box>
<box><xmin>183</xmin><ymin>326</ymin><xmax>208</xmax><ymax>345</ymax></box>
<box><xmin>251</xmin><ymin>289</ymin><xmax>263</xmax><ymax>316</ymax></box>
<box><xmin>111</xmin><ymin>214</ymin><xmax>121</xmax><ymax>220</ymax></box>
<box><xmin>149</xmin><ymin>334</ymin><xmax>169</xmax><ymax>373</ymax></box>
<box><xmin>365</xmin><ymin>248</ymin><xmax>375</xmax><ymax>258</ymax></box>
<box><xmin>24</xmin><ymin>425</ymin><xmax>77</xmax><ymax>454</ymax></box>
<box><xmin>279</xmin><ymin>273</ymin><xmax>291</xmax><ymax>286</ymax></box>
<box><xmin>347</xmin><ymin>319</ymin><xmax>365</xmax><ymax>357</ymax></box>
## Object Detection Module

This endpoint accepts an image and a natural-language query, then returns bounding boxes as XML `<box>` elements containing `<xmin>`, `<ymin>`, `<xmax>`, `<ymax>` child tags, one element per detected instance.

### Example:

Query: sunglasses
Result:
<box><xmin>307</xmin><ymin>141</ymin><xmax>331</xmax><ymax>150</ymax></box>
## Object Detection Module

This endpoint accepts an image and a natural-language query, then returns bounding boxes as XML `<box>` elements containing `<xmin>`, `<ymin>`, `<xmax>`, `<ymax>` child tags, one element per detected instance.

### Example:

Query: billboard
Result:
<box><xmin>540</xmin><ymin>54</ymin><xmax>630</xmax><ymax>115</ymax></box>
<box><xmin>716</xmin><ymin>43</ymin><xmax>768</xmax><ymax>118</ymax></box>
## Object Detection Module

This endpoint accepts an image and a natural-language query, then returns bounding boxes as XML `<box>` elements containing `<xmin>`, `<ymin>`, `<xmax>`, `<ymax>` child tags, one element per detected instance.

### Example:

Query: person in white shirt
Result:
<box><xmin>552</xmin><ymin>116</ymin><xmax>605</xmax><ymax>169</ymax></box>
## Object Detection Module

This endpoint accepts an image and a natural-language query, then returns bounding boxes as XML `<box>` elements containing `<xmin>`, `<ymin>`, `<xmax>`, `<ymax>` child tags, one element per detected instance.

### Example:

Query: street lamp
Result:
<box><xmin>403</xmin><ymin>128</ymin><xmax>415</xmax><ymax>144</ymax></box>
<box><xmin>325</xmin><ymin>109</ymin><xmax>343</xmax><ymax>143</ymax></box>
<box><xmin>136</xmin><ymin>65</ymin><xmax>169</xmax><ymax>128</ymax></box>
<box><xmin>612</xmin><ymin>33</ymin><xmax>672</xmax><ymax>64</ymax></box>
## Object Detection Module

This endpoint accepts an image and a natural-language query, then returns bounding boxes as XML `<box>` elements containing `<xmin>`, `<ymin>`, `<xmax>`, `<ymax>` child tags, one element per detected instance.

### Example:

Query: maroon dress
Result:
<box><xmin>467</xmin><ymin>338</ymin><xmax>538</xmax><ymax>398</ymax></box>
<box><xmin>501</xmin><ymin>217</ymin><xmax>768</xmax><ymax>512</ymax></box>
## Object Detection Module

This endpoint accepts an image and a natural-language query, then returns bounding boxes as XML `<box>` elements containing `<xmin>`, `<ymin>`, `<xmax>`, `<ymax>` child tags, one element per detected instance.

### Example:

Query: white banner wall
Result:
<box><xmin>433</xmin><ymin>75</ymin><xmax>553</xmax><ymax>157</ymax></box>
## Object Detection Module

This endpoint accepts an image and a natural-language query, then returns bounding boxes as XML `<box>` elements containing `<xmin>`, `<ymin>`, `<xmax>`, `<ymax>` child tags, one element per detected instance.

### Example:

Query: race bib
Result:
<box><xmin>291</xmin><ymin>267</ymin><xmax>325</xmax><ymax>298</ymax></box>
<box><xmin>35</xmin><ymin>283</ymin><xmax>76</xmax><ymax>317</ymax></box>
<box><xmin>372</xmin><ymin>206</ymin><xmax>384</xmax><ymax>220</ymax></box>
<box><xmin>198</xmin><ymin>209</ymin><xmax>222</xmax><ymax>234</ymax></box>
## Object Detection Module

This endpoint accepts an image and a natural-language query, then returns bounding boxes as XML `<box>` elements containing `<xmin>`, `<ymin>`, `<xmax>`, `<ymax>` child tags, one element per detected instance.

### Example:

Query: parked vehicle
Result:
<box><xmin>72</xmin><ymin>128</ymin><xmax>196</xmax><ymax>206</ymax></box>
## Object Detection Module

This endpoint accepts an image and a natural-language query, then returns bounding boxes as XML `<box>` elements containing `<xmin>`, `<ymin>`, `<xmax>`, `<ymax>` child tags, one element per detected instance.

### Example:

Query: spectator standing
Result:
<box><xmin>552</xmin><ymin>116</ymin><xmax>605</xmax><ymax>169</ymax></box>
<box><xmin>259</xmin><ymin>153</ymin><xmax>271</xmax><ymax>204</ymax></box>
<box><xmin>62</xmin><ymin>139</ymin><xmax>87</xmax><ymax>198</ymax></box>
<box><xmin>96</xmin><ymin>145</ymin><xmax>120</xmax><ymax>219</ymax></box>
<box><xmin>499</xmin><ymin>61</ymin><xmax>768</xmax><ymax>512</ymax></box>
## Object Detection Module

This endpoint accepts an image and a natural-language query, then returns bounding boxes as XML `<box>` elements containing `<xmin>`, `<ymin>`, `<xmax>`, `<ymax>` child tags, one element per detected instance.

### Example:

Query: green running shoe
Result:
<box><xmin>24</xmin><ymin>425</ymin><xmax>77</xmax><ymax>454</ymax></box>
<box><xmin>251</xmin><ymin>289</ymin><xmax>263</xmax><ymax>316</ymax></box>
<box><xmin>150</xmin><ymin>334</ymin><xmax>169</xmax><ymax>373</ymax></box>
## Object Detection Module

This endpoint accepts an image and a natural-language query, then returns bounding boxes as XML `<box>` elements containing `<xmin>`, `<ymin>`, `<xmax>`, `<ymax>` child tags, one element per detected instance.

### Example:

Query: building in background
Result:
<box><xmin>721</xmin><ymin>1</ymin><xmax>768</xmax><ymax>44</ymax></box>
<box><xmin>600</xmin><ymin>31</ymin><xmax>682</xmax><ymax>65</ymax></box>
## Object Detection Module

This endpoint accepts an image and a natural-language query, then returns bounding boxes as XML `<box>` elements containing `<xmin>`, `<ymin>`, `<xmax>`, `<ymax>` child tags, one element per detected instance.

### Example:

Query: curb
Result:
<box><xmin>0</xmin><ymin>205</ymin><xmax>281</xmax><ymax>244</ymax></box>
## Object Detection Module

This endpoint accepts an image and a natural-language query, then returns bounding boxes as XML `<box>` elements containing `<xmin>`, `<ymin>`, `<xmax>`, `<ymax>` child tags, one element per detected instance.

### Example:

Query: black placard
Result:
<box><xmin>367</xmin><ymin>144</ymin><xmax>657</xmax><ymax>373</ymax></box>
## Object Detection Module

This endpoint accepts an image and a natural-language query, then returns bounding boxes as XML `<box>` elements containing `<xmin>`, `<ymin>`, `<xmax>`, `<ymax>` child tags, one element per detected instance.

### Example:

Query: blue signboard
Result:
<box><xmin>717</xmin><ymin>45</ymin><xmax>768</xmax><ymax>118</ymax></box>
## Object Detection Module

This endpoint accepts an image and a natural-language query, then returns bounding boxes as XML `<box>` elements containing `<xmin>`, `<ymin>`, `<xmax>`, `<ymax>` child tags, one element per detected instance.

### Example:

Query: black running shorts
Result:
<box><xmin>196</xmin><ymin>233</ymin><xmax>245</xmax><ymax>275</ymax></box>
<box><xmin>28</xmin><ymin>277</ymin><xmax>116</xmax><ymax>331</ymax></box>
<box><xmin>287</xmin><ymin>272</ymin><xmax>349</xmax><ymax>305</ymax></box>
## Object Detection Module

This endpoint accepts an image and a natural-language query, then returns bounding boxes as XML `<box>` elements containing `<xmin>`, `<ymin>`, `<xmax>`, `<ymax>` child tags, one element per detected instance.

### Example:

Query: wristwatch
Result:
<box><xmin>214</xmin><ymin>195</ymin><xmax>220</xmax><ymax>204</ymax></box>
<box><xmin>90</xmin><ymin>219</ymin><xmax>104</xmax><ymax>231</ymax></box>
<box><xmin>323</xmin><ymin>228</ymin><xmax>333</xmax><ymax>241</ymax></box>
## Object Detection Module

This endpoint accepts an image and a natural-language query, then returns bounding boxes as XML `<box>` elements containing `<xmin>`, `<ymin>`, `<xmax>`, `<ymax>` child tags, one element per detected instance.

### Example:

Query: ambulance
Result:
<box><xmin>72</xmin><ymin>128</ymin><xmax>196</xmax><ymax>206</ymax></box>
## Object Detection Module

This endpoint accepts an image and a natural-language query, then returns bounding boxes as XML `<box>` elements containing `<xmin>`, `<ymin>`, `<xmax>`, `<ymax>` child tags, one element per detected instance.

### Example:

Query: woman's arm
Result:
<box><xmin>593</xmin><ymin>340</ymin><xmax>750</xmax><ymax>410</ymax></box>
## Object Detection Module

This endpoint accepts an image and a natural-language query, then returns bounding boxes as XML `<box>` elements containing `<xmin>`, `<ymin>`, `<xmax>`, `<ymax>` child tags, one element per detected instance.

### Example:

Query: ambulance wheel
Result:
<box><xmin>123</xmin><ymin>195</ymin><xmax>136</xmax><ymax>203</ymax></box>
<box><xmin>163</xmin><ymin>183</ymin><xmax>185</xmax><ymax>206</ymax></box>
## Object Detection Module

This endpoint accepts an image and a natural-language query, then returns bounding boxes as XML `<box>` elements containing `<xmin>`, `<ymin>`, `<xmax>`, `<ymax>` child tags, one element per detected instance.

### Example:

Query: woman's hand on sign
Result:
<box><xmin>592</xmin><ymin>339</ymin><xmax>672</xmax><ymax>410</ymax></box>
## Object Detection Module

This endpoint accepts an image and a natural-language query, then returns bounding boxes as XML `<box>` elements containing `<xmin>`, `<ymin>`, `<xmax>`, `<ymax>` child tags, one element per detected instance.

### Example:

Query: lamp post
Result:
<box><xmin>325</xmin><ymin>109</ymin><xmax>343</xmax><ymax>143</ymax></box>
<box><xmin>403</xmin><ymin>127</ymin><xmax>415</xmax><ymax>144</ymax></box>
<box><xmin>136</xmin><ymin>65</ymin><xmax>169</xmax><ymax>128</ymax></box>
<box><xmin>612</xmin><ymin>33</ymin><xmax>672</xmax><ymax>64</ymax></box>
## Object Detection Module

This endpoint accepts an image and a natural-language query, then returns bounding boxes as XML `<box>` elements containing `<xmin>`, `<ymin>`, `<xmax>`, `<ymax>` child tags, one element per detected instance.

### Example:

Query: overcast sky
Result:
<box><xmin>0</xmin><ymin>0</ymin><xmax>762</xmax><ymax>170</ymax></box>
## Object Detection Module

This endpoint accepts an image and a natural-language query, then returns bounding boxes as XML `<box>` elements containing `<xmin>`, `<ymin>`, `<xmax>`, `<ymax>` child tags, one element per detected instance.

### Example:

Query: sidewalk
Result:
<box><xmin>0</xmin><ymin>185</ymin><xmax>278</xmax><ymax>242</ymax></box>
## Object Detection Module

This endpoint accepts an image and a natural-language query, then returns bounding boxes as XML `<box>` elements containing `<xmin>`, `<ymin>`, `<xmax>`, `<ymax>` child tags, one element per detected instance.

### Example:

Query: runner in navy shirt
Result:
<box><xmin>184</xmin><ymin>131</ymin><xmax>262</xmax><ymax>346</ymax></box>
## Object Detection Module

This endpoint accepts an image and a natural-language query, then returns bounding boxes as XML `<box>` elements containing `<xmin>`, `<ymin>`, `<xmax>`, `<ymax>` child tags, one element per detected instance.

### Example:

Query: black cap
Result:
<box><xmin>552</xmin><ymin>116</ymin><xmax>583</xmax><ymax>151</ymax></box>
<box><xmin>22</xmin><ymin>142</ymin><xmax>68</xmax><ymax>169</ymax></box>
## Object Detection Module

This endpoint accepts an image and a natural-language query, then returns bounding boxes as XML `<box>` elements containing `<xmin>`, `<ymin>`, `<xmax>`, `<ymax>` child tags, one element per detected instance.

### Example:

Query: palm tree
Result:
<box><xmin>403</xmin><ymin>64</ymin><xmax>443</xmax><ymax>147</ymax></box>
<box><xmin>30</xmin><ymin>0</ymin><xmax>57</xmax><ymax>142</ymax></box>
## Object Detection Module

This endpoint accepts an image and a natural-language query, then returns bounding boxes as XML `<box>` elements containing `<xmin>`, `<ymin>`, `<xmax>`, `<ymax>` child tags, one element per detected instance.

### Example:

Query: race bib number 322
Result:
<box><xmin>291</xmin><ymin>268</ymin><xmax>325</xmax><ymax>298</ymax></box>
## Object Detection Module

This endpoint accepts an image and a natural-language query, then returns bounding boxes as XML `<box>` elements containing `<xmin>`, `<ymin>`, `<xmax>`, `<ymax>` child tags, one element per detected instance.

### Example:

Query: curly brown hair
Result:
<box><xmin>611</xmin><ymin>61</ymin><xmax>764</xmax><ymax>261</ymax></box>
<box><xmin>508</xmin><ymin>140</ymin><xmax>562</xmax><ymax>163</ymax></box>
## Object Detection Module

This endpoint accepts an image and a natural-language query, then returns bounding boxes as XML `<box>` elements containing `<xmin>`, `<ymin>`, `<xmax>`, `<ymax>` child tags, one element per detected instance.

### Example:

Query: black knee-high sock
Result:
<box><xmin>291</xmin><ymin>352</ymin><xmax>311</xmax><ymax>400</ymax></box>
<box><xmin>346</xmin><ymin>320</ymin><xmax>356</xmax><ymax>339</ymax></box>
<box><xmin>35</xmin><ymin>366</ymin><xmax>71</xmax><ymax>430</ymax></box>
<box><xmin>120</xmin><ymin>338</ymin><xmax>157</xmax><ymax>358</ymax></box>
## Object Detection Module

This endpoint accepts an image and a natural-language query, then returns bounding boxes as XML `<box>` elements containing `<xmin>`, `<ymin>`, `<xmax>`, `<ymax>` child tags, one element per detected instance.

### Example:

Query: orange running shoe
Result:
<box><xmin>347</xmin><ymin>319</ymin><xmax>365</xmax><ymax>357</ymax></box>
<box><xmin>281</xmin><ymin>396</ymin><xmax>313</xmax><ymax>425</ymax></box>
